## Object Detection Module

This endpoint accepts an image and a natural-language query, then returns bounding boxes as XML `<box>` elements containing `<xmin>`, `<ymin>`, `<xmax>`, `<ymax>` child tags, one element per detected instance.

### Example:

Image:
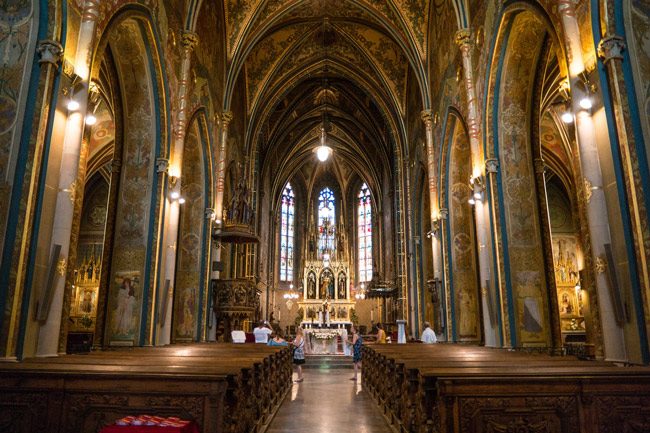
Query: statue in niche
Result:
<box><xmin>226</xmin><ymin>174</ymin><xmax>253</xmax><ymax>226</ymax></box>
<box><xmin>307</xmin><ymin>272</ymin><xmax>316</xmax><ymax>299</ymax></box>
<box><xmin>338</xmin><ymin>273</ymin><xmax>346</xmax><ymax>299</ymax></box>
<box><xmin>320</xmin><ymin>270</ymin><xmax>334</xmax><ymax>299</ymax></box>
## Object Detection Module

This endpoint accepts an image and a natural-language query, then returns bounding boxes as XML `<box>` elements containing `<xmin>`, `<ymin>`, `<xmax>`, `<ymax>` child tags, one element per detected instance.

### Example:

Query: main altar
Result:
<box><xmin>296</xmin><ymin>211</ymin><xmax>355</xmax><ymax>328</ymax></box>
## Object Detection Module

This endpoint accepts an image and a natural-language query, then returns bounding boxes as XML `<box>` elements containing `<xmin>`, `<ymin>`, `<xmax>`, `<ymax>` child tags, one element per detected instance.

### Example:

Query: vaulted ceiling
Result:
<box><xmin>216</xmin><ymin>0</ymin><xmax>435</xmax><ymax>199</ymax></box>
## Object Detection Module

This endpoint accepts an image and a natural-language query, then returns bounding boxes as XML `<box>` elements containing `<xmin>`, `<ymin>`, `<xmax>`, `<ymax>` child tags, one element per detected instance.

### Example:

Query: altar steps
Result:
<box><xmin>304</xmin><ymin>355</ymin><xmax>353</xmax><ymax>369</ymax></box>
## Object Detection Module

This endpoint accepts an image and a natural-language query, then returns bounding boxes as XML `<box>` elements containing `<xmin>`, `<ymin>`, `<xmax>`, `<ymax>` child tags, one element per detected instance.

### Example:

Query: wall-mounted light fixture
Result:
<box><xmin>468</xmin><ymin>175</ymin><xmax>484</xmax><ymax>205</ymax></box>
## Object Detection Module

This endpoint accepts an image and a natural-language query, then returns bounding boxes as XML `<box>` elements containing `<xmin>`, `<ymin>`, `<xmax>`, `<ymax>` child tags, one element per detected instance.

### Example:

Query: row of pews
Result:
<box><xmin>0</xmin><ymin>344</ymin><xmax>292</xmax><ymax>433</ymax></box>
<box><xmin>362</xmin><ymin>344</ymin><xmax>650</xmax><ymax>433</ymax></box>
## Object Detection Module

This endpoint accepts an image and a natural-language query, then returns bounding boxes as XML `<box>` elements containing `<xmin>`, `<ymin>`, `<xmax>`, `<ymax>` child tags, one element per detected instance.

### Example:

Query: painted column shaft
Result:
<box><xmin>558</xmin><ymin>0</ymin><xmax>626</xmax><ymax>361</ymax></box>
<box><xmin>36</xmin><ymin>0</ymin><xmax>100</xmax><ymax>357</ymax></box>
<box><xmin>422</xmin><ymin>111</ymin><xmax>443</xmax><ymax>281</ymax></box>
<box><xmin>214</xmin><ymin>112</ymin><xmax>232</xmax><ymax>224</ymax></box>
<box><xmin>456</xmin><ymin>30</ymin><xmax>497</xmax><ymax>347</ymax></box>
<box><xmin>158</xmin><ymin>32</ymin><xmax>197</xmax><ymax>345</ymax></box>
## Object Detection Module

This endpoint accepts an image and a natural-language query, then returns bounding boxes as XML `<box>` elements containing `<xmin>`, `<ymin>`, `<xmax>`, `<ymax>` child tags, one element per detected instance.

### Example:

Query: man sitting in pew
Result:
<box><xmin>420</xmin><ymin>321</ymin><xmax>437</xmax><ymax>344</ymax></box>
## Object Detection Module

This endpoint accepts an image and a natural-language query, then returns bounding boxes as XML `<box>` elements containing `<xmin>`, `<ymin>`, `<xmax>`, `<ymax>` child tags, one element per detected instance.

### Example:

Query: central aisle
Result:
<box><xmin>266</xmin><ymin>369</ymin><xmax>394</xmax><ymax>433</ymax></box>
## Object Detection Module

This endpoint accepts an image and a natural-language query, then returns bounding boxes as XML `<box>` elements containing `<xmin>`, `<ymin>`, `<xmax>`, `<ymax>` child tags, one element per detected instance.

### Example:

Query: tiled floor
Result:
<box><xmin>266</xmin><ymin>369</ymin><xmax>393</xmax><ymax>433</ymax></box>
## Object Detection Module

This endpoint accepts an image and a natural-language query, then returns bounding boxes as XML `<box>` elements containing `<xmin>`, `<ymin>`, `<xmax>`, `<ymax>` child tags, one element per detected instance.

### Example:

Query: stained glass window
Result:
<box><xmin>358</xmin><ymin>183</ymin><xmax>372</xmax><ymax>282</ymax></box>
<box><xmin>280</xmin><ymin>183</ymin><xmax>295</xmax><ymax>281</ymax></box>
<box><xmin>318</xmin><ymin>187</ymin><xmax>336</xmax><ymax>257</ymax></box>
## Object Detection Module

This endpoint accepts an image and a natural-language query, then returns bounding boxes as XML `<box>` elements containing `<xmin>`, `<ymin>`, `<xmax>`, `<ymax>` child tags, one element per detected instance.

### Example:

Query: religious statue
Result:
<box><xmin>320</xmin><ymin>274</ymin><xmax>329</xmax><ymax>299</ymax></box>
<box><xmin>337</xmin><ymin>273</ymin><xmax>346</xmax><ymax>299</ymax></box>
<box><xmin>308</xmin><ymin>273</ymin><xmax>316</xmax><ymax>299</ymax></box>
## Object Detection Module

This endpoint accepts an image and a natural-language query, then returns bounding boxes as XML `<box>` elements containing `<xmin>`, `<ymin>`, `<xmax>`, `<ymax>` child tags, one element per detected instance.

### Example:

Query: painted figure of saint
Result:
<box><xmin>114</xmin><ymin>278</ymin><xmax>136</xmax><ymax>335</ymax></box>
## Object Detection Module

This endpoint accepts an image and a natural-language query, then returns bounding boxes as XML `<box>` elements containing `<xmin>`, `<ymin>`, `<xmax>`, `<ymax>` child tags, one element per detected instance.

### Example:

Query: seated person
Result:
<box><xmin>420</xmin><ymin>321</ymin><xmax>437</xmax><ymax>344</ymax></box>
<box><xmin>376</xmin><ymin>323</ymin><xmax>387</xmax><ymax>344</ymax></box>
<box><xmin>253</xmin><ymin>320</ymin><xmax>273</xmax><ymax>343</ymax></box>
<box><xmin>267</xmin><ymin>330</ymin><xmax>288</xmax><ymax>347</ymax></box>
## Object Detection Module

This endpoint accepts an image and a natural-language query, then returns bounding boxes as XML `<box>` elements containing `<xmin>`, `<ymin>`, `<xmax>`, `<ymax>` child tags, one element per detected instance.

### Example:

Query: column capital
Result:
<box><xmin>82</xmin><ymin>0</ymin><xmax>101</xmax><ymax>22</ymax></box>
<box><xmin>485</xmin><ymin>158</ymin><xmax>499</xmax><ymax>174</ymax></box>
<box><xmin>220</xmin><ymin>111</ymin><xmax>233</xmax><ymax>127</ymax></box>
<box><xmin>439</xmin><ymin>208</ymin><xmax>448</xmax><ymax>219</ymax></box>
<box><xmin>557</xmin><ymin>0</ymin><xmax>579</xmax><ymax>13</ymax></box>
<box><xmin>37</xmin><ymin>40</ymin><xmax>63</xmax><ymax>66</ymax></box>
<box><xmin>455</xmin><ymin>29</ymin><xmax>472</xmax><ymax>49</ymax></box>
<box><xmin>421</xmin><ymin>110</ymin><xmax>435</xmax><ymax>128</ymax></box>
<box><xmin>182</xmin><ymin>31</ymin><xmax>199</xmax><ymax>51</ymax></box>
<box><xmin>156</xmin><ymin>157</ymin><xmax>170</xmax><ymax>173</ymax></box>
<box><xmin>597</xmin><ymin>35</ymin><xmax>625</xmax><ymax>64</ymax></box>
<box><xmin>533</xmin><ymin>158</ymin><xmax>546</xmax><ymax>174</ymax></box>
<box><xmin>205</xmin><ymin>208</ymin><xmax>216</xmax><ymax>220</ymax></box>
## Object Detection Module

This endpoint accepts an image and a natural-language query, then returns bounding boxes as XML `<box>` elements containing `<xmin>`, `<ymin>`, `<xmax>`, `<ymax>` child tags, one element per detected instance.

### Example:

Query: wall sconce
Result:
<box><xmin>427</xmin><ymin>217</ymin><xmax>441</xmax><ymax>238</ymax></box>
<box><xmin>468</xmin><ymin>175</ymin><xmax>484</xmax><ymax>205</ymax></box>
<box><xmin>576</xmin><ymin>71</ymin><xmax>596</xmax><ymax>111</ymax></box>
<box><xmin>168</xmin><ymin>176</ymin><xmax>184</xmax><ymax>203</ymax></box>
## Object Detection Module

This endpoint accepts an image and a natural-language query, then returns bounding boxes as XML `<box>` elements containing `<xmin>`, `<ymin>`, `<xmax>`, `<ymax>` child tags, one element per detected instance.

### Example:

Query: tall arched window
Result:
<box><xmin>280</xmin><ymin>183</ymin><xmax>295</xmax><ymax>281</ymax></box>
<box><xmin>318</xmin><ymin>187</ymin><xmax>336</xmax><ymax>257</ymax></box>
<box><xmin>358</xmin><ymin>183</ymin><xmax>372</xmax><ymax>282</ymax></box>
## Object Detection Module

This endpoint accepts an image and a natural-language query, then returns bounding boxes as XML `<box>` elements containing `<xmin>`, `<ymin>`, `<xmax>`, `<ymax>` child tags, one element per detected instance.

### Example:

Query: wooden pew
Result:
<box><xmin>361</xmin><ymin>344</ymin><xmax>650</xmax><ymax>433</ymax></box>
<box><xmin>0</xmin><ymin>344</ymin><xmax>292</xmax><ymax>433</ymax></box>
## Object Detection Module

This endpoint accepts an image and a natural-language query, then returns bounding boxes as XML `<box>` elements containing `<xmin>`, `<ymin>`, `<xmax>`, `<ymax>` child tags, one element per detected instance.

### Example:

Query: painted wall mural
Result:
<box><xmin>0</xmin><ymin>0</ymin><xmax>36</xmax><ymax>260</ymax></box>
<box><xmin>448</xmin><ymin>120</ymin><xmax>480</xmax><ymax>342</ymax></box>
<box><xmin>173</xmin><ymin>120</ymin><xmax>206</xmax><ymax>342</ymax></box>
<box><xmin>497</xmin><ymin>15</ymin><xmax>550</xmax><ymax>346</ymax></box>
<box><xmin>105</xmin><ymin>20</ymin><xmax>158</xmax><ymax>345</ymax></box>
<box><xmin>628</xmin><ymin>0</ymin><xmax>650</xmax><ymax>168</ymax></box>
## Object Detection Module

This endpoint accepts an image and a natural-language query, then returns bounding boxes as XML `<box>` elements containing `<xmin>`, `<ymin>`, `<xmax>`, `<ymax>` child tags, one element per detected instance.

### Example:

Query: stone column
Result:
<box><xmin>455</xmin><ymin>29</ymin><xmax>497</xmax><ymax>347</ymax></box>
<box><xmin>158</xmin><ymin>31</ymin><xmax>198</xmax><ymax>345</ymax></box>
<box><xmin>36</xmin><ymin>0</ymin><xmax>100</xmax><ymax>357</ymax></box>
<box><xmin>558</xmin><ymin>0</ymin><xmax>626</xmax><ymax>361</ymax></box>
<box><xmin>214</xmin><ymin>112</ymin><xmax>233</xmax><ymax>225</ymax></box>
<box><xmin>421</xmin><ymin>111</ymin><xmax>443</xmax><ymax>282</ymax></box>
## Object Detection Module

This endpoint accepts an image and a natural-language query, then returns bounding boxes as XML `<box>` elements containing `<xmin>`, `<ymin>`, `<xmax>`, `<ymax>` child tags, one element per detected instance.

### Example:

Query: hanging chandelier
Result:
<box><xmin>316</xmin><ymin>126</ymin><xmax>332</xmax><ymax>162</ymax></box>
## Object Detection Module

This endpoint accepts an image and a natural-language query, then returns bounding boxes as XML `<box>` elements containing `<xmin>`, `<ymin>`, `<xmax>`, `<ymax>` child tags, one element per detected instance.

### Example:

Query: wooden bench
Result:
<box><xmin>362</xmin><ymin>344</ymin><xmax>650</xmax><ymax>433</ymax></box>
<box><xmin>0</xmin><ymin>343</ymin><xmax>292</xmax><ymax>433</ymax></box>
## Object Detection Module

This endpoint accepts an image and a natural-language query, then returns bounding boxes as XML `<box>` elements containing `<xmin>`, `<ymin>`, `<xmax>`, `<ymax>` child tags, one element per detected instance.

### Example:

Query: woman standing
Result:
<box><xmin>350</xmin><ymin>325</ymin><xmax>363</xmax><ymax>381</ymax></box>
<box><xmin>293</xmin><ymin>327</ymin><xmax>305</xmax><ymax>382</ymax></box>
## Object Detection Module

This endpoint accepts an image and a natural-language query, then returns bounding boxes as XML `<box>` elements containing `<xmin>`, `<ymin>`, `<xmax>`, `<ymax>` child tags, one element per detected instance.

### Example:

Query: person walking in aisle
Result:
<box><xmin>350</xmin><ymin>325</ymin><xmax>363</xmax><ymax>381</ymax></box>
<box><xmin>293</xmin><ymin>327</ymin><xmax>305</xmax><ymax>382</ymax></box>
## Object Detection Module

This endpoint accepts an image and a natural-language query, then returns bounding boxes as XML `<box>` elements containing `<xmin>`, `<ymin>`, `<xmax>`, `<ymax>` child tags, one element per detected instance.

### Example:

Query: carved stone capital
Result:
<box><xmin>595</xmin><ymin>255</ymin><xmax>606</xmax><ymax>274</ymax></box>
<box><xmin>439</xmin><ymin>208</ymin><xmax>448</xmax><ymax>220</ymax></box>
<box><xmin>221</xmin><ymin>111</ymin><xmax>233</xmax><ymax>127</ymax></box>
<box><xmin>454</xmin><ymin>29</ymin><xmax>472</xmax><ymax>49</ymax></box>
<box><xmin>82</xmin><ymin>0</ymin><xmax>101</xmax><ymax>22</ymax></box>
<box><xmin>182</xmin><ymin>31</ymin><xmax>199</xmax><ymax>51</ymax></box>
<box><xmin>485</xmin><ymin>158</ymin><xmax>499</xmax><ymax>174</ymax></box>
<box><xmin>421</xmin><ymin>110</ymin><xmax>434</xmax><ymax>128</ymax></box>
<box><xmin>558</xmin><ymin>0</ymin><xmax>578</xmax><ymax>14</ymax></box>
<box><xmin>205</xmin><ymin>208</ymin><xmax>216</xmax><ymax>220</ymax></box>
<box><xmin>156</xmin><ymin>157</ymin><xmax>169</xmax><ymax>173</ymax></box>
<box><xmin>533</xmin><ymin>158</ymin><xmax>546</xmax><ymax>175</ymax></box>
<box><xmin>597</xmin><ymin>35</ymin><xmax>625</xmax><ymax>64</ymax></box>
<box><xmin>37</xmin><ymin>40</ymin><xmax>63</xmax><ymax>66</ymax></box>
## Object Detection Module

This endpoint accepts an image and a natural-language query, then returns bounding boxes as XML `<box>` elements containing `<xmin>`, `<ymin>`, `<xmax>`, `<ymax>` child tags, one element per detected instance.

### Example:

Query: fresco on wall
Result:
<box><xmin>105</xmin><ymin>20</ymin><xmax>158</xmax><ymax>345</ymax></box>
<box><xmin>0</xmin><ymin>0</ymin><xmax>35</xmax><ymax>257</ymax></box>
<box><xmin>111</xmin><ymin>271</ymin><xmax>140</xmax><ymax>338</ymax></box>
<box><xmin>628</xmin><ymin>1</ymin><xmax>650</xmax><ymax>167</ymax></box>
<box><xmin>497</xmin><ymin>15</ymin><xmax>550</xmax><ymax>346</ymax></box>
<box><xmin>173</xmin><ymin>120</ymin><xmax>206</xmax><ymax>342</ymax></box>
<box><xmin>448</xmin><ymin>120</ymin><xmax>480</xmax><ymax>342</ymax></box>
